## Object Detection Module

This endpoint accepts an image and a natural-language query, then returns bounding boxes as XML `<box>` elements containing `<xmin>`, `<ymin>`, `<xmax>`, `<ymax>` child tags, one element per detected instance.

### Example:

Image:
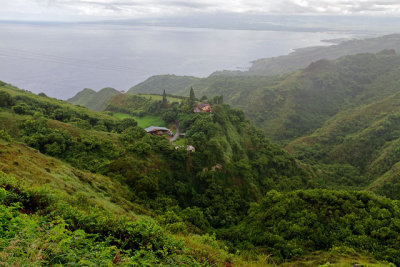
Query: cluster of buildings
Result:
<box><xmin>144</xmin><ymin>102</ymin><xmax>212</xmax><ymax>153</ymax></box>
<box><xmin>145</xmin><ymin>102</ymin><xmax>212</xmax><ymax>136</ymax></box>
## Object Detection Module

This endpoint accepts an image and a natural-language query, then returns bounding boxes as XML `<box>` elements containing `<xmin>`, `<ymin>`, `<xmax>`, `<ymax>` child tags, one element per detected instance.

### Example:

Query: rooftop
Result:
<box><xmin>145</xmin><ymin>126</ymin><xmax>170</xmax><ymax>132</ymax></box>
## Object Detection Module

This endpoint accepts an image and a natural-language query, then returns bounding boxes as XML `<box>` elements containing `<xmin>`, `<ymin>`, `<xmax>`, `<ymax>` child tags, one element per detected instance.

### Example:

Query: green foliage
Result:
<box><xmin>116</xmin><ymin>117</ymin><xmax>138</xmax><ymax>132</ymax></box>
<box><xmin>0</xmin><ymin>91</ymin><xmax>14</xmax><ymax>107</ymax></box>
<box><xmin>3</xmin><ymin>88</ymin><xmax>119</xmax><ymax>132</ymax></box>
<box><xmin>20</xmin><ymin>116</ymin><xmax>119</xmax><ymax>172</ymax></box>
<box><xmin>162</xmin><ymin>109</ymin><xmax>179</xmax><ymax>123</ymax></box>
<box><xmin>189</xmin><ymin>87</ymin><xmax>196</xmax><ymax>107</ymax></box>
<box><xmin>0</xmin><ymin>172</ymin><xmax>204</xmax><ymax>266</ymax></box>
<box><xmin>235</xmin><ymin>189</ymin><xmax>400</xmax><ymax>264</ymax></box>
<box><xmin>127</xmin><ymin>51</ymin><xmax>400</xmax><ymax>149</ymax></box>
<box><xmin>0</xmin><ymin>130</ymin><xmax>11</xmax><ymax>141</ymax></box>
<box><xmin>4</xmin><ymin>78</ymin><xmax>400</xmax><ymax>265</ymax></box>
<box><xmin>162</xmin><ymin>89</ymin><xmax>168</xmax><ymax>108</ymax></box>
<box><xmin>21</xmin><ymin>117</ymin><xmax>73</xmax><ymax>156</ymax></box>
<box><xmin>106</xmin><ymin>94</ymin><xmax>158</xmax><ymax>115</ymax></box>
<box><xmin>132</xmin><ymin>115</ymin><xmax>166</xmax><ymax>128</ymax></box>
<box><xmin>12</xmin><ymin>102</ymin><xmax>34</xmax><ymax>115</ymax></box>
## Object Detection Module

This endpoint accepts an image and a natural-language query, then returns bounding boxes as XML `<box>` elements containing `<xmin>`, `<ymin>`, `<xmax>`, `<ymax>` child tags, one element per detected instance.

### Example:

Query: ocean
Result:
<box><xmin>0</xmin><ymin>22</ymin><xmax>352</xmax><ymax>99</ymax></box>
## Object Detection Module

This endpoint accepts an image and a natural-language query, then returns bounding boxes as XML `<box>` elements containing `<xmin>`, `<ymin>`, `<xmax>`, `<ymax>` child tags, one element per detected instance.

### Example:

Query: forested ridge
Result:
<box><xmin>3</xmin><ymin>49</ymin><xmax>400</xmax><ymax>265</ymax></box>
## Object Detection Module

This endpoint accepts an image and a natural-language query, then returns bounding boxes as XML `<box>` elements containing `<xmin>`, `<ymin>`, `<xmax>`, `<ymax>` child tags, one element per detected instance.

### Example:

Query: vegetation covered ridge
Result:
<box><xmin>122</xmin><ymin>50</ymin><xmax>400</xmax><ymax>145</ymax></box>
<box><xmin>0</xmin><ymin>80</ymin><xmax>399</xmax><ymax>265</ymax></box>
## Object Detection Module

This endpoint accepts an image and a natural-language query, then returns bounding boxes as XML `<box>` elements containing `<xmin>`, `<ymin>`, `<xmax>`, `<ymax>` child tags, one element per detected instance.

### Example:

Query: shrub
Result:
<box><xmin>0</xmin><ymin>91</ymin><xmax>14</xmax><ymax>107</ymax></box>
<box><xmin>0</xmin><ymin>130</ymin><xmax>12</xmax><ymax>141</ymax></box>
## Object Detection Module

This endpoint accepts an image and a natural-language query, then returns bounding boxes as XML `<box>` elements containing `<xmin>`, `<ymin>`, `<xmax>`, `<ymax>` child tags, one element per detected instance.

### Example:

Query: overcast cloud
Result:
<box><xmin>1</xmin><ymin>0</ymin><xmax>400</xmax><ymax>21</ymax></box>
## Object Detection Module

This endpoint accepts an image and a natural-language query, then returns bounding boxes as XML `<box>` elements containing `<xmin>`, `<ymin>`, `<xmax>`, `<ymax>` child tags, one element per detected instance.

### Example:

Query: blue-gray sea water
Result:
<box><xmin>0</xmin><ymin>23</ymin><xmax>352</xmax><ymax>99</ymax></box>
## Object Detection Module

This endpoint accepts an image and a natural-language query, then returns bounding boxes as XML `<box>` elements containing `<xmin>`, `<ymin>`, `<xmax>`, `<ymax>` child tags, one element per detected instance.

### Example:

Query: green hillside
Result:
<box><xmin>68</xmin><ymin>87</ymin><xmax>120</xmax><ymax>111</ymax></box>
<box><xmin>0</xmin><ymin>82</ymin><xmax>301</xmax><ymax>265</ymax></box>
<box><xmin>168</xmin><ymin>51</ymin><xmax>400</xmax><ymax>145</ymax></box>
<box><xmin>2</xmin><ymin>80</ymin><xmax>398</xmax><ymax>265</ymax></box>
<box><xmin>121</xmin><ymin>51</ymin><xmax>400</xmax><ymax>147</ymax></box>
<box><xmin>67</xmin><ymin>51</ymin><xmax>400</xmax><ymax>199</ymax></box>
<box><xmin>236</xmin><ymin>189</ymin><xmax>400</xmax><ymax>265</ymax></box>
<box><xmin>125</xmin><ymin>34</ymin><xmax>400</xmax><ymax>99</ymax></box>
<box><xmin>287</xmin><ymin>90</ymin><xmax>400</xmax><ymax>198</ymax></box>
<box><xmin>66</xmin><ymin>88</ymin><xmax>96</xmax><ymax>106</ymax></box>
<box><xmin>104</xmin><ymin>93</ymin><xmax>184</xmax><ymax>116</ymax></box>
<box><xmin>128</xmin><ymin>74</ymin><xmax>200</xmax><ymax>95</ymax></box>
<box><xmin>215</xmin><ymin>33</ymin><xmax>400</xmax><ymax>77</ymax></box>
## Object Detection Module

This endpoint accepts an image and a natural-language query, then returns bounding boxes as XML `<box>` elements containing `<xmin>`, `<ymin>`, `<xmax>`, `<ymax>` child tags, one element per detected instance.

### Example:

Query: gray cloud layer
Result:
<box><xmin>2</xmin><ymin>0</ymin><xmax>400</xmax><ymax>21</ymax></box>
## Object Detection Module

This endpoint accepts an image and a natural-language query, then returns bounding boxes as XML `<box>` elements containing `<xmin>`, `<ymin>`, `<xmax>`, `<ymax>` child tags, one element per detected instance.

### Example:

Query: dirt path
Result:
<box><xmin>170</xmin><ymin>121</ymin><xmax>179</xmax><ymax>143</ymax></box>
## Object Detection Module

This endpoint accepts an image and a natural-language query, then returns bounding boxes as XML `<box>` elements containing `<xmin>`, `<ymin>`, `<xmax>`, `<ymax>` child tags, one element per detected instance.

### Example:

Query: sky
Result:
<box><xmin>1</xmin><ymin>0</ymin><xmax>400</xmax><ymax>21</ymax></box>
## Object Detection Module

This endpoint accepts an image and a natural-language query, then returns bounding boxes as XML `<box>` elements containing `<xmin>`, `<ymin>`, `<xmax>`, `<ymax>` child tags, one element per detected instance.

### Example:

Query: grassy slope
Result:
<box><xmin>105</xmin><ymin>93</ymin><xmax>153</xmax><ymax>114</ymax></box>
<box><xmin>1</xmin><ymin>84</ymin><xmax>117</xmax><ymax>123</ymax></box>
<box><xmin>0</xmin><ymin>139</ymin><xmax>140</xmax><ymax>216</ymax></box>
<box><xmin>69</xmin><ymin>88</ymin><xmax>184</xmax><ymax>117</ymax></box>
<box><xmin>104</xmin><ymin>93</ymin><xmax>184</xmax><ymax>118</ymax></box>
<box><xmin>0</xmin><ymin>140</ymin><xmax>251</xmax><ymax>266</ymax></box>
<box><xmin>132</xmin><ymin>115</ymin><xmax>166</xmax><ymax>128</ymax></box>
<box><xmin>113</xmin><ymin>112</ymin><xmax>166</xmax><ymax>128</ymax></box>
<box><xmin>139</xmin><ymin>94</ymin><xmax>183</xmax><ymax>103</ymax></box>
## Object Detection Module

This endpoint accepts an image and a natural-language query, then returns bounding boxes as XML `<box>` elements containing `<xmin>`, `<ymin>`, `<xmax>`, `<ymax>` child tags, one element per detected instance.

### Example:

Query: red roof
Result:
<box><xmin>193</xmin><ymin>103</ymin><xmax>211</xmax><ymax>113</ymax></box>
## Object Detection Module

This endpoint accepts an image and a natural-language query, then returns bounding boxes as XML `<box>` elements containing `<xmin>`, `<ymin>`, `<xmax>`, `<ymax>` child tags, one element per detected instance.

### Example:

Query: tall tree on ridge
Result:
<box><xmin>189</xmin><ymin>87</ymin><xmax>196</xmax><ymax>107</ymax></box>
<box><xmin>162</xmin><ymin>89</ymin><xmax>168</xmax><ymax>108</ymax></box>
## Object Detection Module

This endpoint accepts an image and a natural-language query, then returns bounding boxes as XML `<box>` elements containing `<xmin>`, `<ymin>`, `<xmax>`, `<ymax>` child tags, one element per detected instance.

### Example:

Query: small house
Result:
<box><xmin>120</xmin><ymin>90</ymin><xmax>126</xmax><ymax>94</ymax></box>
<box><xmin>193</xmin><ymin>103</ymin><xmax>212</xmax><ymax>114</ymax></box>
<box><xmin>145</xmin><ymin>126</ymin><xmax>172</xmax><ymax>136</ymax></box>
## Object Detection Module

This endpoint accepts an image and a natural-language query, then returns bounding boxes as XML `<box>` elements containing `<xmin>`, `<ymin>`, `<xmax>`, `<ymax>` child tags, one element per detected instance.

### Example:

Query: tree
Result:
<box><xmin>116</xmin><ymin>118</ymin><xmax>138</xmax><ymax>133</ymax></box>
<box><xmin>162</xmin><ymin>90</ymin><xmax>168</xmax><ymax>108</ymax></box>
<box><xmin>200</xmin><ymin>95</ymin><xmax>208</xmax><ymax>101</ymax></box>
<box><xmin>189</xmin><ymin>87</ymin><xmax>196</xmax><ymax>107</ymax></box>
<box><xmin>212</xmin><ymin>95</ymin><xmax>223</xmax><ymax>104</ymax></box>
<box><xmin>0</xmin><ymin>91</ymin><xmax>14</xmax><ymax>107</ymax></box>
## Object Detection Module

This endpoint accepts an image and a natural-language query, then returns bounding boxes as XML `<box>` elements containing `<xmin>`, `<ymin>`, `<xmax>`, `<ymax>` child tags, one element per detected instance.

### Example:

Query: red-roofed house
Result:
<box><xmin>193</xmin><ymin>103</ymin><xmax>212</xmax><ymax>114</ymax></box>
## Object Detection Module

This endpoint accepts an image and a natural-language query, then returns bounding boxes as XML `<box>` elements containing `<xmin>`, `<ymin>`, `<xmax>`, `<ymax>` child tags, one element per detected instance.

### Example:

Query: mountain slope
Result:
<box><xmin>175</xmin><ymin>51</ymin><xmax>400</xmax><ymax>144</ymax></box>
<box><xmin>224</xmin><ymin>33</ymin><xmax>400</xmax><ymax>76</ymax></box>
<box><xmin>123</xmin><ymin>34</ymin><xmax>400</xmax><ymax>98</ymax></box>
<box><xmin>0</xmin><ymin>82</ymin><xmax>310</xmax><ymax>229</ymax></box>
<box><xmin>66</xmin><ymin>88</ymin><xmax>96</xmax><ymax>106</ymax></box>
<box><xmin>128</xmin><ymin>74</ymin><xmax>200</xmax><ymax>95</ymax></box>
<box><xmin>120</xmin><ymin>50</ymin><xmax>400</xmax><ymax>146</ymax></box>
<box><xmin>0</xmin><ymin>82</ymin><xmax>275</xmax><ymax>265</ymax></box>
<box><xmin>287</xmin><ymin>90</ymin><xmax>400</xmax><ymax>199</ymax></box>
<box><xmin>1</xmin><ymin>80</ymin><xmax>399</xmax><ymax>265</ymax></box>
<box><xmin>235</xmin><ymin>189</ymin><xmax>400</xmax><ymax>265</ymax></box>
<box><xmin>68</xmin><ymin>87</ymin><xmax>120</xmax><ymax>111</ymax></box>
